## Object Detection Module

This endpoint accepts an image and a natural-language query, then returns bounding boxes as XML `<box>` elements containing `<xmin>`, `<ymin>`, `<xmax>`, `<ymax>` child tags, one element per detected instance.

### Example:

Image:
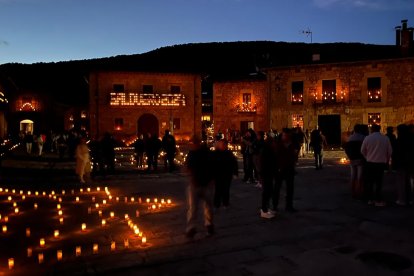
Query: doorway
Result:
<box><xmin>20</xmin><ymin>119</ymin><xmax>34</xmax><ymax>134</ymax></box>
<box><xmin>317</xmin><ymin>115</ymin><xmax>341</xmax><ymax>147</ymax></box>
<box><xmin>138</xmin><ymin>114</ymin><xmax>159</xmax><ymax>137</ymax></box>
<box><xmin>240</xmin><ymin>121</ymin><xmax>254</xmax><ymax>135</ymax></box>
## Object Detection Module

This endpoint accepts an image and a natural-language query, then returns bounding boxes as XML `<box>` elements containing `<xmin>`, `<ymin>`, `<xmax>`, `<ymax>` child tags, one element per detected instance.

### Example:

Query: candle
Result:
<box><xmin>3</xmin><ymin>225</ymin><xmax>7</xmax><ymax>233</ymax></box>
<box><xmin>8</xmin><ymin>258</ymin><xmax>14</xmax><ymax>269</ymax></box>
<box><xmin>87</xmin><ymin>187</ymin><xmax>91</xmax><ymax>192</ymax></box>
<box><xmin>13</xmin><ymin>202</ymin><xmax>17</xmax><ymax>207</ymax></box>
<box><xmin>101</xmin><ymin>219</ymin><xmax>106</xmax><ymax>227</ymax></box>
<box><xmin>14</xmin><ymin>207</ymin><xmax>19</xmax><ymax>214</ymax></box>
<box><xmin>95</xmin><ymin>203</ymin><xmax>100</xmax><ymax>208</ymax></box>
<box><xmin>131</xmin><ymin>197</ymin><xmax>135</xmax><ymax>202</ymax></box>
<box><xmin>0</xmin><ymin>188</ymin><xmax>3</xmax><ymax>192</ymax></box>
<box><xmin>80</xmin><ymin>188</ymin><xmax>83</xmax><ymax>193</ymax></box>
<box><xmin>93</xmin><ymin>243</ymin><xmax>98</xmax><ymax>254</ymax></box>
<box><xmin>97</xmin><ymin>187</ymin><xmax>100</xmax><ymax>192</ymax></box>
<box><xmin>75</xmin><ymin>197</ymin><xmax>80</xmax><ymax>202</ymax></box>
<box><xmin>146</xmin><ymin>198</ymin><xmax>150</xmax><ymax>204</ymax></box>
<box><xmin>88</xmin><ymin>207</ymin><xmax>92</xmax><ymax>214</ymax></box>
<box><xmin>116</xmin><ymin>197</ymin><xmax>120</xmax><ymax>202</ymax></box>
<box><xmin>34</xmin><ymin>203</ymin><xmax>38</xmax><ymax>209</ymax></box>
<box><xmin>51</xmin><ymin>191</ymin><xmax>55</xmax><ymax>195</ymax></box>
<box><xmin>151</xmin><ymin>204</ymin><xmax>156</xmax><ymax>210</ymax></box>
<box><xmin>142</xmin><ymin>236</ymin><xmax>147</xmax><ymax>244</ymax></box>
<box><xmin>92</xmin><ymin>196</ymin><xmax>95</xmax><ymax>202</ymax></box>
<box><xmin>22</xmin><ymin>195</ymin><xmax>26</xmax><ymax>200</ymax></box>
<box><xmin>43</xmin><ymin>191</ymin><xmax>46</xmax><ymax>196</ymax></box>
<box><xmin>4</xmin><ymin>216</ymin><xmax>8</xmax><ymax>222</ymax></box>
<box><xmin>98</xmin><ymin>210</ymin><xmax>102</xmax><ymax>217</ymax></box>
<box><xmin>102</xmin><ymin>199</ymin><xmax>107</xmax><ymax>205</ymax></box>
<box><xmin>35</xmin><ymin>191</ymin><xmax>39</xmax><ymax>196</ymax></box>
<box><xmin>124</xmin><ymin>197</ymin><xmax>128</xmax><ymax>203</ymax></box>
<box><xmin>62</xmin><ymin>190</ymin><xmax>66</xmax><ymax>195</ymax></box>
<box><xmin>154</xmin><ymin>198</ymin><xmax>158</xmax><ymax>203</ymax></box>
<box><xmin>59</xmin><ymin>217</ymin><xmax>64</xmax><ymax>224</ymax></box>
<box><xmin>27</xmin><ymin>191</ymin><xmax>31</xmax><ymax>196</ymax></box>
<box><xmin>58</xmin><ymin>210</ymin><xmax>63</xmax><ymax>216</ymax></box>
<box><xmin>54</xmin><ymin>230</ymin><xmax>59</xmax><ymax>238</ymax></box>
<box><xmin>138</xmin><ymin>197</ymin><xmax>142</xmax><ymax>203</ymax></box>
<box><xmin>58</xmin><ymin>197</ymin><xmax>62</xmax><ymax>203</ymax></box>
<box><xmin>81</xmin><ymin>223</ymin><xmax>86</xmax><ymax>232</ymax></box>
<box><xmin>57</xmin><ymin>250</ymin><xmax>63</xmax><ymax>261</ymax></box>
<box><xmin>57</xmin><ymin>204</ymin><xmax>61</xmax><ymax>209</ymax></box>
<box><xmin>134</xmin><ymin>228</ymin><xmax>140</xmax><ymax>236</ymax></box>
<box><xmin>167</xmin><ymin>199</ymin><xmax>172</xmax><ymax>205</ymax></box>
<box><xmin>110</xmin><ymin>211</ymin><xmax>115</xmax><ymax>218</ymax></box>
<box><xmin>71</xmin><ymin>189</ymin><xmax>74</xmax><ymax>194</ymax></box>
<box><xmin>109</xmin><ymin>195</ymin><xmax>113</xmax><ymax>200</ymax></box>
<box><xmin>26</xmin><ymin>228</ymin><xmax>31</xmax><ymax>237</ymax></box>
<box><xmin>38</xmin><ymin>253</ymin><xmax>44</xmax><ymax>264</ymax></box>
<box><xmin>27</xmin><ymin>247</ymin><xmax>33</xmax><ymax>257</ymax></box>
<box><xmin>12</xmin><ymin>189</ymin><xmax>16</xmax><ymax>193</ymax></box>
<box><xmin>124</xmin><ymin>239</ymin><xmax>129</xmax><ymax>248</ymax></box>
<box><xmin>5</xmin><ymin>189</ymin><xmax>8</xmax><ymax>192</ymax></box>
<box><xmin>75</xmin><ymin>246</ymin><xmax>81</xmax><ymax>257</ymax></box>
<box><xmin>20</xmin><ymin>190</ymin><xmax>23</xmax><ymax>194</ymax></box>
<box><xmin>111</xmin><ymin>241</ymin><xmax>116</xmax><ymax>251</ymax></box>
<box><xmin>40</xmin><ymin>238</ymin><xmax>45</xmax><ymax>248</ymax></box>
<box><xmin>124</xmin><ymin>214</ymin><xmax>129</xmax><ymax>220</ymax></box>
<box><xmin>136</xmin><ymin>210</ymin><xmax>140</xmax><ymax>217</ymax></box>
<box><xmin>7</xmin><ymin>196</ymin><xmax>12</xmax><ymax>201</ymax></box>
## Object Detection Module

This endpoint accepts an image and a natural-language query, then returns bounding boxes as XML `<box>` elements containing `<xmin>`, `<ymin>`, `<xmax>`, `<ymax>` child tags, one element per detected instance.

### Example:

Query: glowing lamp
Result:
<box><xmin>76</xmin><ymin>246</ymin><xmax>81</xmax><ymax>257</ymax></box>
<box><xmin>124</xmin><ymin>214</ymin><xmax>129</xmax><ymax>220</ymax></box>
<box><xmin>111</xmin><ymin>241</ymin><xmax>116</xmax><ymax>251</ymax></box>
<box><xmin>93</xmin><ymin>243</ymin><xmax>98</xmax><ymax>254</ymax></box>
<box><xmin>7</xmin><ymin>196</ymin><xmax>12</xmax><ymax>201</ymax></box>
<box><xmin>57</xmin><ymin>204</ymin><xmax>61</xmax><ymax>210</ymax></box>
<box><xmin>8</xmin><ymin>258</ymin><xmax>14</xmax><ymax>270</ymax></box>
<box><xmin>75</xmin><ymin>197</ymin><xmax>80</xmax><ymax>202</ymax></box>
<box><xmin>58</xmin><ymin>197</ymin><xmax>62</xmax><ymax>203</ymax></box>
<box><xmin>87</xmin><ymin>187</ymin><xmax>91</xmax><ymax>192</ymax></box>
<box><xmin>22</xmin><ymin>195</ymin><xmax>26</xmax><ymax>200</ymax></box>
<box><xmin>54</xmin><ymin>230</ymin><xmax>59</xmax><ymax>238</ymax></box>
<box><xmin>81</xmin><ymin>223</ymin><xmax>86</xmax><ymax>232</ymax></box>
<box><xmin>98</xmin><ymin>210</ymin><xmax>102</xmax><ymax>217</ymax></box>
<box><xmin>57</xmin><ymin>250</ymin><xmax>63</xmax><ymax>261</ymax></box>
<box><xmin>152</xmin><ymin>204</ymin><xmax>156</xmax><ymax>210</ymax></box>
<box><xmin>142</xmin><ymin>236</ymin><xmax>147</xmax><ymax>244</ymax></box>
<box><xmin>96</xmin><ymin>187</ymin><xmax>100</xmax><ymax>192</ymax></box>
<box><xmin>3</xmin><ymin>225</ymin><xmax>7</xmax><ymax>233</ymax></box>
<box><xmin>131</xmin><ymin>197</ymin><xmax>135</xmax><ymax>202</ymax></box>
<box><xmin>34</xmin><ymin>203</ymin><xmax>38</xmax><ymax>209</ymax></box>
<box><xmin>102</xmin><ymin>199</ymin><xmax>107</xmax><ymax>205</ymax></box>
<box><xmin>58</xmin><ymin>210</ymin><xmax>63</xmax><ymax>216</ymax></box>
<box><xmin>110</xmin><ymin>211</ymin><xmax>114</xmax><ymax>218</ymax></box>
<box><xmin>101</xmin><ymin>219</ymin><xmax>106</xmax><ymax>227</ymax></box>
<box><xmin>59</xmin><ymin>217</ymin><xmax>64</xmax><ymax>224</ymax></box>
<box><xmin>116</xmin><ymin>197</ymin><xmax>120</xmax><ymax>202</ymax></box>
<box><xmin>14</xmin><ymin>208</ymin><xmax>19</xmax><ymax>214</ymax></box>
<box><xmin>146</xmin><ymin>198</ymin><xmax>150</xmax><ymax>204</ymax></box>
<box><xmin>134</xmin><ymin>228</ymin><xmax>140</xmax><ymax>236</ymax></box>
<box><xmin>4</xmin><ymin>216</ymin><xmax>8</xmax><ymax>222</ymax></box>
<box><xmin>154</xmin><ymin>198</ymin><xmax>158</xmax><ymax>203</ymax></box>
<box><xmin>80</xmin><ymin>188</ymin><xmax>83</xmax><ymax>193</ymax></box>
<box><xmin>167</xmin><ymin>199</ymin><xmax>172</xmax><ymax>205</ymax></box>
<box><xmin>40</xmin><ymin>238</ymin><xmax>45</xmax><ymax>248</ymax></box>
<box><xmin>95</xmin><ymin>203</ymin><xmax>100</xmax><ymax>208</ymax></box>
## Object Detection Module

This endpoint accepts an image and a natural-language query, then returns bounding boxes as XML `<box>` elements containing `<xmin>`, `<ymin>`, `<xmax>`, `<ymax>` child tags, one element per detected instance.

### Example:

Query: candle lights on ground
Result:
<box><xmin>81</xmin><ymin>223</ymin><xmax>86</xmax><ymax>232</ymax></box>
<box><xmin>27</xmin><ymin>247</ymin><xmax>32</xmax><ymax>257</ymax></box>
<box><xmin>142</xmin><ymin>236</ymin><xmax>147</xmax><ymax>244</ymax></box>
<box><xmin>54</xmin><ymin>230</ymin><xmax>59</xmax><ymax>238</ymax></box>
<box><xmin>101</xmin><ymin>219</ymin><xmax>106</xmax><ymax>227</ymax></box>
<box><xmin>7</xmin><ymin>196</ymin><xmax>12</xmax><ymax>201</ymax></box>
<box><xmin>4</xmin><ymin>216</ymin><xmax>8</xmax><ymax>222</ymax></box>
<box><xmin>34</xmin><ymin>203</ymin><xmax>38</xmax><ymax>209</ymax></box>
<box><xmin>111</xmin><ymin>241</ymin><xmax>116</xmax><ymax>251</ymax></box>
<box><xmin>102</xmin><ymin>199</ymin><xmax>107</xmax><ymax>205</ymax></box>
<box><xmin>93</xmin><ymin>243</ymin><xmax>99</xmax><ymax>254</ymax></box>
<box><xmin>98</xmin><ymin>210</ymin><xmax>102</xmax><ymax>217</ymax></box>
<box><xmin>40</xmin><ymin>238</ymin><xmax>45</xmax><ymax>248</ymax></box>
<box><xmin>87</xmin><ymin>187</ymin><xmax>91</xmax><ymax>192</ymax></box>
<box><xmin>95</xmin><ymin>203</ymin><xmax>100</xmax><ymax>209</ymax></box>
<box><xmin>38</xmin><ymin>253</ymin><xmax>44</xmax><ymax>264</ymax></box>
<box><xmin>92</xmin><ymin>196</ymin><xmax>95</xmax><ymax>202</ymax></box>
<box><xmin>124</xmin><ymin>239</ymin><xmax>129</xmax><ymax>248</ymax></box>
<box><xmin>76</xmin><ymin>246</ymin><xmax>81</xmax><ymax>257</ymax></box>
<box><xmin>57</xmin><ymin>204</ymin><xmax>61</xmax><ymax>209</ymax></box>
<box><xmin>136</xmin><ymin>210</ymin><xmax>140</xmax><ymax>217</ymax></box>
<box><xmin>26</xmin><ymin>228</ymin><xmax>31</xmax><ymax>237</ymax></box>
<box><xmin>110</xmin><ymin>211</ymin><xmax>115</xmax><ymax>219</ymax></box>
<box><xmin>59</xmin><ymin>217</ymin><xmax>64</xmax><ymax>224</ymax></box>
<box><xmin>146</xmin><ymin>198</ymin><xmax>150</xmax><ymax>204</ymax></box>
<box><xmin>130</xmin><ymin>197</ymin><xmax>135</xmax><ymax>202</ymax></box>
<box><xmin>14</xmin><ymin>207</ymin><xmax>19</xmax><ymax>214</ymax></box>
<box><xmin>57</xmin><ymin>250</ymin><xmax>63</xmax><ymax>261</ymax></box>
<box><xmin>124</xmin><ymin>214</ymin><xmax>129</xmax><ymax>220</ymax></box>
<box><xmin>58</xmin><ymin>210</ymin><xmax>63</xmax><ymax>216</ymax></box>
<box><xmin>3</xmin><ymin>225</ymin><xmax>7</xmax><ymax>233</ymax></box>
<box><xmin>75</xmin><ymin>197</ymin><xmax>80</xmax><ymax>202</ymax></box>
<box><xmin>167</xmin><ymin>199</ymin><xmax>172</xmax><ymax>205</ymax></box>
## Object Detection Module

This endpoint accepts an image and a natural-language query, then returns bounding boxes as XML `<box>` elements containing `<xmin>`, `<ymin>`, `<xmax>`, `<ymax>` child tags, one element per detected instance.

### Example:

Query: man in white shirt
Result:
<box><xmin>361</xmin><ymin>124</ymin><xmax>392</xmax><ymax>206</ymax></box>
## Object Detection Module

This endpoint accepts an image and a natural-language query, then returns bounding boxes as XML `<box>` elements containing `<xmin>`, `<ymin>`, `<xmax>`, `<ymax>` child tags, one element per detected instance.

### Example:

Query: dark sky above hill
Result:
<box><xmin>0</xmin><ymin>0</ymin><xmax>413</xmax><ymax>64</ymax></box>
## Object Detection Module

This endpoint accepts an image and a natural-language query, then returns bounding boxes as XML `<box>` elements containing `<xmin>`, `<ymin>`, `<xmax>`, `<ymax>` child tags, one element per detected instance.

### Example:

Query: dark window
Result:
<box><xmin>173</xmin><ymin>118</ymin><xmax>181</xmax><ymax>130</ymax></box>
<box><xmin>171</xmin><ymin>85</ymin><xmax>181</xmax><ymax>94</ymax></box>
<box><xmin>291</xmin><ymin>81</ymin><xmax>304</xmax><ymax>105</ymax></box>
<box><xmin>367</xmin><ymin>77</ymin><xmax>381</xmax><ymax>102</ymax></box>
<box><xmin>143</xmin><ymin>85</ymin><xmax>153</xmax><ymax>94</ymax></box>
<box><xmin>322</xmin><ymin>80</ymin><xmax>336</xmax><ymax>103</ymax></box>
<box><xmin>113</xmin><ymin>84</ymin><xmax>124</xmax><ymax>92</ymax></box>
<box><xmin>114</xmin><ymin>118</ymin><xmax>123</xmax><ymax>131</ymax></box>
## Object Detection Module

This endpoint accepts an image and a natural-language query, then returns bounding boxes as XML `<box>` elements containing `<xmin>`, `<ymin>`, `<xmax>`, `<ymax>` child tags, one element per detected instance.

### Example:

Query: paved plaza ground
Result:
<box><xmin>0</xmin><ymin>148</ymin><xmax>414</xmax><ymax>275</ymax></box>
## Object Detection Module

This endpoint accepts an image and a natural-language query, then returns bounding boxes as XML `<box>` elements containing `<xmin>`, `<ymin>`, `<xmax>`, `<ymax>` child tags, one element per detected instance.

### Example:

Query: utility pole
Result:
<box><xmin>301</xmin><ymin>28</ymin><xmax>313</xmax><ymax>43</ymax></box>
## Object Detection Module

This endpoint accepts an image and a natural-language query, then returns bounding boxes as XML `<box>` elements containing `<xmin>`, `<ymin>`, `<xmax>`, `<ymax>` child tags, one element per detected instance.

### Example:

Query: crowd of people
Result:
<box><xmin>344</xmin><ymin>123</ymin><xmax>414</xmax><ymax>207</ymax></box>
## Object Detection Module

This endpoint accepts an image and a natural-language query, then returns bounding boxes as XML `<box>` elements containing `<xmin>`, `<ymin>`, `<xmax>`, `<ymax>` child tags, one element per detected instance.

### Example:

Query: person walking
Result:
<box><xmin>75</xmin><ymin>137</ymin><xmax>91</xmax><ymax>184</ymax></box>
<box><xmin>361</xmin><ymin>124</ymin><xmax>392</xmax><ymax>206</ymax></box>
<box><xmin>310</xmin><ymin>127</ymin><xmax>326</xmax><ymax>170</ymax></box>
<box><xmin>162</xmin><ymin>130</ymin><xmax>176</xmax><ymax>172</ymax></box>
<box><xmin>213</xmin><ymin>139</ymin><xmax>238</xmax><ymax>209</ymax></box>
<box><xmin>273</xmin><ymin>129</ymin><xmax>298</xmax><ymax>213</ymax></box>
<box><xmin>185</xmin><ymin>136</ymin><xmax>215</xmax><ymax>238</ymax></box>
<box><xmin>344</xmin><ymin>124</ymin><xmax>366</xmax><ymax>199</ymax></box>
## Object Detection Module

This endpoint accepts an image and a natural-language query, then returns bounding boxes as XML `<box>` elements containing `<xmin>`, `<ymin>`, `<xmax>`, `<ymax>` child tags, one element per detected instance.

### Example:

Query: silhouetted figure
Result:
<box><xmin>145</xmin><ymin>133</ymin><xmax>161</xmax><ymax>171</ymax></box>
<box><xmin>24</xmin><ymin>132</ymin><xmax>33</xmax><ymax>154</ymax></box>
<box><xmin>89</xmin><ymin>138</ymin><xmax>103</xmax><ymax>178</ymax></box>
<box><xmin>394</xmin><ymin>124</ymin><xmax>413</xmax><ymax>205</ymax></box>
<box><xmin>101</xmin><ymin>132</ymin><xmax>116</xmax><ymax>173</ymax></box>
<box><xmin>344</xmin><ymin>124</ymin><xmax>366</xmax><ymax>199</ymax></box>
<box><xmin>75</xmin><ymin>137</ymin><xmax>91</xmax><ymax>184</ymax></box>
<box><xmin>162</xmin><ymin>130</ymin><xmax>176</xmax><ymax>172</ymax></box>
<box><xmin>386</xmin><ymin>126</ymin><xmax>397</xmax><ymax>170</ymax></box>
<box><xmin>57</xmin><ymin>134</ymin><xmax>67</xmax><ymax>160</ymax></box>
<box><xmin>252</xmin><ymin>131</ymin><xmax>265</xmax><ymax>187</ymax></box>
<box><xmin>361</xmin><ymin>124</ymin><xmax>392</xmax><ymax>207</ymax></box>
<box><xmin>133</xmin><ymin>134</ymin><xmax>145</xmax><ymax>169</ymax></box>
<box><xmin>241</xmin><ymin>129</ymin><xmax>256</xmax><ymax>183</ymax></box>
<box><xmin>310</xmin><ymin>128</ymin><xmax>326</xmax><ymax>169</ymax></box>
<box><xmin>260</xmin><ymin>132</ymin><xmax>277</xmax><ymax>219</ymax></box>
<box><xmin>213</xmin><ymin>139</ymin><xmax>238</xmax><ymax>209</ymax></box>
<box><xmin>185</xmin><ymin>136</ymin><xmax>214</xmax><ymax>238</ymax></box>
<box><xmin>67</xmin><ymin>131</ymin><xmax>79</xmax><ymax>160</ymax></box>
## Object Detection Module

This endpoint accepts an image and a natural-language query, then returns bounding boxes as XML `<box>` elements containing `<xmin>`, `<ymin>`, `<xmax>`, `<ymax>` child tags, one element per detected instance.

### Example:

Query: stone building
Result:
<box><xmin>89</xmin><ymin>71</ymin><xmax>202</xmax><ymax>142</ymax></box>
<box><xmin>265</xmin><ymin>57</ymin><xmax>414</xmax><ymax>146</ymax></box>
<box><xmin>213</xmin><ymin>77</ymin><xmax>269</xmax><ymax>138</ymax></box>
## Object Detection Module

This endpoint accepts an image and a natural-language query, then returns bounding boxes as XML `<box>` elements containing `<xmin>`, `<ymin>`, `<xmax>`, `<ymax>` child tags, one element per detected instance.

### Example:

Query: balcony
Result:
<box><xmin>236</xmin><ymin>102</ymin><xmax>257</xmax><ymax>113</ymax></box>
<box><xmin>110</xmin><ymin>92</ymin><xmax>186</xmax><ymax>107</ymax></box>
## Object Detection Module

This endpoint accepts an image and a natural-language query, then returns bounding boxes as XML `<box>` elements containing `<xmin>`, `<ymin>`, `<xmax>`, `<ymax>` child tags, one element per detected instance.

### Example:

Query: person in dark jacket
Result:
<box><xmin>213</xmin><ymin>139</ymin><xmax>238</xmax><ymax>209</ymax></box>
<box><xmin>185</xmin><ymin>136</ymin><xmax>215</xmax><ymax>238</ymax></box>
<box><xmin>310</xmin><ymin>127</ymin><xmax>327</xmax><ymax>170</ymax></box>
<box><xmin>344</xmin><ymin>124</ymin><xmax>366</xmax><ymax>199</ymax></box>
<box><xmin>260</xmin><ymin>133</ymin><xmax>278</xmax><ymax>218</ymax></box>
<box><xmin>101</xmin><ymin>132</ymin><xmax>116</xmax><ymax>173</ymax></box>
<box><xmin>386</xmin><ymin>126</ymin><xmax>398</xmax><ymax>170</ymax></box>
<box><xmin>134</xmin><ymin>134</ymin><xmax>145</xmax><ymax>169</ymax></box>
<box><xmin>394</xmin><ymin>124</ymin><xmax>413</xmax><ymax>205</ymax></box>
<box><xmin>145</xmin><ymin>133</ymin><xmax>162</xmax><ymax>172</ymax></box>
<box><xmin>273</xmin><ymin>129</ymin><xmax>299</xmax><ymax>213</ymax></box>
<box><xmin>162</xmin><ymin>130</ymin><xmax>176</xmax><ymax>172</ymax></box>
<box><xmin>24</xmin><ymin>132</ymin><xmax>33</xmax><ymax>154</ymax></box>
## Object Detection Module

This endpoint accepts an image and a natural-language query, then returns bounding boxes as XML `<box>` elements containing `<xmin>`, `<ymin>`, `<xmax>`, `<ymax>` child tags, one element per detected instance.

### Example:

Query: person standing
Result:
<box><xmin>241</xmin><ymin>129</ymin><xmax>256</xmax><ymax>183</ymax></box>
<box><xmin>393</xmin><ymin>124</ymin><xmax>412</xmax><ymax>206</ymax></box>
<box><xmin>37</xmin><ymin>133</ymin><xmax>46</xmax><ymax>156</ymax></box>
<box><xmin>134</xmin><ymin>134</ymin><xmax>145</xmax><ymax>169</ymax></box>
<box><xmin>101</xmin><ymin>132</ymin><xmax>116</xmax><ymax>173</ymax></box>
<box><xmin>24</xmin><ymin>132</ymin><xmax>33</xmax><ymax>154</ymax></box>
<box><xmin>273</xmin><ymin>129</ymin><xmax>299</xmax><ymax>213</ymax></box>
<box><xmin>344</xmin><ymin>124</ymin><xmax>366</xmax><ymax>199</ymax></box>
<box><xmin>213</xmin><ymin>139</ymin><xmax>238</xmax><ymax>209</ymax></box>
<box><xmin>75</xmin><ymin>137</ymin><xmax>91</xmax><ymax>184</ymax></box>
<box><xmin>260</xmin><ymin>132</ymin><xmax>277</xmax><ymax>219</ymax></box>
<box><xmin>252</xmin><ymin>131</ymin><xmax>265</xmax><ymax>188</ymax></box>
<box><xmin>386</xmin><ymin>126</ymin><xmax>397</xmax><ymax>170</ymax></box>
<box><xmin>162</xmin><ymin>130</ymin><xmax>176</xmax><ymax>172</ymax></box>
<box><xmin>185</xmin><ymin>136</ymin><xmax>215</xmax><ymax>238</ymax></box>
<box><xmin>310</xmin><ymin>127</ymin><xmax>326</xmax><ymax>170</ymax></box>
<box><xmin>361</xmin><ymin>124</ymin><xmax>392</xmax><ymax>206</ymax></box>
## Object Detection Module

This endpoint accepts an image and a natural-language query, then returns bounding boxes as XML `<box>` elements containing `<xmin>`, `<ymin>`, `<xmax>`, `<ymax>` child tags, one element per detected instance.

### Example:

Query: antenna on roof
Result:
<box><xmin>301</xmin><ymin>28</ymin><xmax>313</xmax><ymax>43</ymax></box>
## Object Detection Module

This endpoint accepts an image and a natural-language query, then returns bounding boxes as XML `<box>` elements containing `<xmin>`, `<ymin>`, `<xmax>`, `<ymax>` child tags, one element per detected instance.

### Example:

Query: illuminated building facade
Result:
<box><xmin>89</xmin><ymin>71</ymin><xmax>202</xmax><ymax>141</ymax></box>
<box><xmin>213</xmin><ymin>78</ymin><xmax>269</xmax><ymax>137</ymax></box>
<box><xmin>266</xmin><ymin>57</ymin><xmax>414</xmax><ymax>146</ymax></box>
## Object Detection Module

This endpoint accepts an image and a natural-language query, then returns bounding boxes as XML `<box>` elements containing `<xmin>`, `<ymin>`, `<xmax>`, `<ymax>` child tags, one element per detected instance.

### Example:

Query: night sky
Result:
<box><xmin>0</xmin><ymin>0</ymin><xmax>413</xmax><ymax>64</ymax></box>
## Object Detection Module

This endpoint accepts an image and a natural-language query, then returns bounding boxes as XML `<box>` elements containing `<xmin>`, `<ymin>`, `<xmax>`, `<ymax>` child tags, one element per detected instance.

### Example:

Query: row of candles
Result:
<box><xmin>1</xmin><ymin>186</ymin><xmax>173</xmax><ymax>270</ymax></box>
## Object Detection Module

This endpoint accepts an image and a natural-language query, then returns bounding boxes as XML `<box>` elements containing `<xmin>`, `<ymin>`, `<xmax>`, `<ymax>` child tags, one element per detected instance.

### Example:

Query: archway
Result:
<box><xmin>138</xmin><ymin>113</ymin><xmax>159</xmax><ymax>137</ymax></box>
<box><xmin>20</xmin><ymin>119</ymin><xmax>34</xmax><ymax>134</ymax></box>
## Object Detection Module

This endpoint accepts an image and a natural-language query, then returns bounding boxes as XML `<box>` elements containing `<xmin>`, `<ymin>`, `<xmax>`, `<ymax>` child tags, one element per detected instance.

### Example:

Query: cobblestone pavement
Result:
<box><xmin>1</xmin><ymin>150</ymin><xmax>414</xmax><ymax>275</ymax></box>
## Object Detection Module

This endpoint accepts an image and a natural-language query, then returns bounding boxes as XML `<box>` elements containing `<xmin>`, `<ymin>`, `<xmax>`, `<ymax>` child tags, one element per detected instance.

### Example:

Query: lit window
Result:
<box><xmin>322</xmin><ymin>80</ymin><xmax>336</xmax><ymax>103</ymax></box>
<box><xmin>367</xmin><ymin>77</ymin><xmax>381</xmax><ymax>103</ymax></box>
<box><xmin>368</xmin><ymin>113</ymin><xmax>381</xmax><ymax>127</ymax></box>
<box><xmin>202</xmin><ymin>115</ymin><xmax>211</xmax><ymax>121</ymax></box>
<box><xmin>292</xmin><ymin>114</ymin><xmax>304</xmax><ymax>128</ymax></box>
<box><xmin>80</xmin><ymin>111</ymin><xmax>87</xmax><ymax>119</ymax></box>
<box><xmin>291</xmin><ymin>81</ymin><xmax>304</xmax><ymax>105</ymax></box>
<box><xmin>242</xmin><ymin>93</ymin><xmax>251</xmax><ymax>104</ymax></box>
<box><xmin>171</xmin><ymin>86</ymin><xmax>181</xmax><ymax>94</ymax></box>
<box><xmin>114</xmin><ymin>118</ymin><xmax>123</xmax><ymax>131</ymax></box>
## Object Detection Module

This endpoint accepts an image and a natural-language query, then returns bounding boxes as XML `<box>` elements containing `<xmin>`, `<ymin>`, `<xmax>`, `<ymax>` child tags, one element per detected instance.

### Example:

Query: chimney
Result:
<box><xmin>402</xmin><ymin>19</ymin><xmax>408</xmax><ymax>30</ymax></box>
<box><xmin>395</xmin><ymin>26</ymin><xmax>401</xmax><ymax>46</ymax></box>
